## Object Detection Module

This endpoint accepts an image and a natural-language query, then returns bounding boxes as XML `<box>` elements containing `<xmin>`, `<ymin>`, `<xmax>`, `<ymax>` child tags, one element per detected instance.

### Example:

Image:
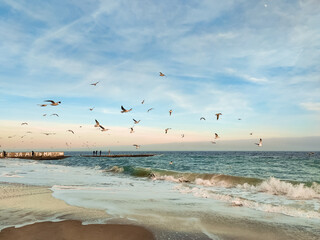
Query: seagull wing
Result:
<box><xmin>121</xmin><ymin>105</ymin><xmax>126</xmax><ymax>111</ymax></box>
<box><xmin>45</xmin><ymin>100</ymin><xmax>55</xmax><ymax>104</ymax></box>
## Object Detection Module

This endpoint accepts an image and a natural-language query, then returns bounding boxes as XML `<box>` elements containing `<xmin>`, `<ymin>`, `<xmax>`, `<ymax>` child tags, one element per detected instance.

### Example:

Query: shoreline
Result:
<box><xmin>1</xmin><ymin>181</ymin><xmax>319</xmax><ymax>240</ymax></box>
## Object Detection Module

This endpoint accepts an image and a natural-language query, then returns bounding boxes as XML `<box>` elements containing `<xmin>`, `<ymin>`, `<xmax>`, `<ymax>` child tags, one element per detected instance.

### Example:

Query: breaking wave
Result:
<box><xmin>104</xmin><ymin>165</ymin><xmax>320</xmax><ymax>200</ymax></box>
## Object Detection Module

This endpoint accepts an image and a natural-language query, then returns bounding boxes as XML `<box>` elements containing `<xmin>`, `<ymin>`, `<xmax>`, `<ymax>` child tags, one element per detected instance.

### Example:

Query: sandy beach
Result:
<box><xmin>1</xmin><ymin>181</ymin><xmax>319</xmax><ymax>240</ymax></box>
<box><xmin>0</xmin><ymin>182</ymin><xmax>154</xmax><ymax>240</ymax></box>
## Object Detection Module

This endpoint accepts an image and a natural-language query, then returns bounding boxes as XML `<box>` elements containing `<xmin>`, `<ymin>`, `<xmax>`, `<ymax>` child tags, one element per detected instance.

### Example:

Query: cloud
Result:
<box><xmin>300</xmin><ymin>102</ymin><xmax>320</xmax><ymax>112</ymax></box>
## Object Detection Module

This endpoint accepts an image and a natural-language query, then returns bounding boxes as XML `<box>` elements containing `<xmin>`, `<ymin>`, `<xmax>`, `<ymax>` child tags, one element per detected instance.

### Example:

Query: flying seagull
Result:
<box><xmin>130</xmin><ymin>127</ymin><xmax>135</xmax><ymax>133</ymax></box>
<box><xmin>90</xmin><ymin>81</ymin><xmax>100</xmax><ymax>86</ymax></box>
<box><xmin>200</xmin><ymin>117</ymin><xmax>206</xmax><ymax>120</ymax></box>
<box><xmin>169</xmin><ymin>109</ymin><xmax>173</xmax><ymax>116</ymax></box>
<box><xmin>215</xmin><ymin>133</ymin><xmax>219</xmax><ymax>139</ymax></box>
<box><xmin>45</xmin><ymin>100</ymin><xmax>61</xmax><ymax>106</ymax></box>
<box><xmin>181</xmin><ymin>134</ymin><xmax>185</xmax><ymax>138</ymax></box>
<box><xmin>165</xmin><ymin>128</ymin><xmax>171</xmax><ymax>134</ymax></box>
<box><xmin>67</xmin><ymin>130</ymin><xmax>75</xmax><ymax>134</ymax></box>
<box><xmin>21</xmin><ymin>122</ymin><xmax>28</xmax><ymax>125</ymax></box>
<box><xmin>141</xmin><ymin>100</ymin><xmax>145</xmax><ymax>104</ymax></box>
<box><xmin>42</xmin><ymin>133</ymin><xmax>56</xmax><ymax>136</ymax></box>
<box><xmin>147</xmin><ymin>108</ymin><xmax>154</xmax><ymax>112</ymax></box>
<box><xmin>250</xmin><ymin>132</ymin><xmax>253</xmax><ymax>135</ymax></box>
<box><xmin>133</xmin><ymin>144</ymin><xmax>140</xmax><ymax>149</ymax></box>
<box><xmin>51</xmin><ymin>113</ymin><xmax>59</xmax><ymax>117</ymax></box>
<box><xmin>159</xmin><ymin>72</ymin><xmax>166</xmax><ymax>77</ymax></box>
<box><xmin>121</xmin><ymin>105</ymin><xmax>132</xmax><ymax>113</ymax></box>
<box><xmin>100</xmin><ymin>125</ymin><xmax>110</xmax><ymax>132</ymax></box>
<box><xmin>43</xmin><ymin>114</ymin><xmax>47</xmax><ymax>117</ymax></box>
<box><xmin>133</xmin><ymin>119</ymin><xmax>141</xmax><ymax>124</ymax></box>
<box><xmin>94</xmin><ymin>119</ymin><xmax>100</xmax><ymax>127</ymax></box>
<box><xmin>255</xmin><ymin>138</ymin><xmax>263</xmax><ymax>147</ymax></box>
<box><xmin>215</xmin><ymin>113</ymin><xmax>222</xmax><ymax>120</ymax></box>
<box><xmin>89</xmin><ymin>107</ymin><xmax>95</xmax><ymax>111</ymax></box>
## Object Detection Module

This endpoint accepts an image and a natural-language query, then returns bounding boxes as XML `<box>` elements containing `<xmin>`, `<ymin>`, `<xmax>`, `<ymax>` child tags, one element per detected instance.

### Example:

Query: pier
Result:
<box><xmin>82</xmin><ymin>154</ymin><xmax>156</xmax><ymax>158</ymax></box>
<box><xmin>0</xmin><ymin>152</ymin><xmax>68</xmax><ymax>160</ymax></box>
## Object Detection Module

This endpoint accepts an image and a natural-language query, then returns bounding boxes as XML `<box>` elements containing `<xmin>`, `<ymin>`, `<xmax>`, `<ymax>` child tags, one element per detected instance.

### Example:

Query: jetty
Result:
<box><xmin>81</xmin><ymin>154</ymin><xmax>156</xmax><ymax>158</ymax></box>
<box><xmin>0</xmin><ymin>152</ymin><xmax>69</xmax><ymax>160</ymax></box>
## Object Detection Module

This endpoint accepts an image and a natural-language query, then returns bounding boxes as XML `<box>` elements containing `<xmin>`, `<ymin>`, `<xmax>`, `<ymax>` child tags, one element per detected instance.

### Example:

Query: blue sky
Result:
<box><xmin>0</xmin><ymin>0</ymin><xmax>319</xmax><ymax>151</ymax></box>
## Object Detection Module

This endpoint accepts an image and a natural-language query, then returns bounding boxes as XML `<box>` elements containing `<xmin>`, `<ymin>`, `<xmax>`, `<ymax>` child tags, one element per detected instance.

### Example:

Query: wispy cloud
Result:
<box><xmin>300</xmin><ymin>102</ymin><xmax>320</xmax><ymax>112</ymax></box>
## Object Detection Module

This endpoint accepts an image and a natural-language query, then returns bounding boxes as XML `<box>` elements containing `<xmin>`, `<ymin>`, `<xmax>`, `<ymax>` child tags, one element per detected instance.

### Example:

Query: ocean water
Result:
<box><xmin>1</xmin><ymin>151</ymin><xmax>320</xmax><ymax>238</ymax></box>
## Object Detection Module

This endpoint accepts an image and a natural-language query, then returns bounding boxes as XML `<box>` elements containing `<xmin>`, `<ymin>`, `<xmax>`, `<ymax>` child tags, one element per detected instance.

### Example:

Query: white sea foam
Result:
<box><xmin>238</xmin><ymin>177</ymin><xmax>320</xmax><ymax>200</ymax></box>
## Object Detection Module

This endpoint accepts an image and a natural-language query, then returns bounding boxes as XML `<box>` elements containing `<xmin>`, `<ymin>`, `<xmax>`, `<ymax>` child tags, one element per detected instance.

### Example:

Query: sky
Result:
<box><xmin>0</xmin><ymin>0</ymin><xmax>319</xmax><ymax>151</ymax></box>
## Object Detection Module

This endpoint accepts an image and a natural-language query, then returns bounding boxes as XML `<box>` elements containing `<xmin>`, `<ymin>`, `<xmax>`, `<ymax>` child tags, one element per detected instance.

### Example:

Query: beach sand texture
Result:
<box><xmin>1</xmin><ymin>182</ymin><xmax>319</xmax><ymax>240</ymax></box>
<box><xmin>0</xmin><ymin>221</ymin><xmax>155</xmax><ymax>240</ymax></box>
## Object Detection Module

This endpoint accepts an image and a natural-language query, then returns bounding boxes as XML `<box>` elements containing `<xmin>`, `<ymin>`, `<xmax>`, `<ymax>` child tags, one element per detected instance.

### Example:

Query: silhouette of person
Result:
<box><xmin>32</xmin><ymin>151</ymin><xmax>35</xmax><ymax>157</ymax></box>
<box><xmin>99</xmin><ymin>150</ymin><xmax>102</xmax><ymax>156</ymax></box>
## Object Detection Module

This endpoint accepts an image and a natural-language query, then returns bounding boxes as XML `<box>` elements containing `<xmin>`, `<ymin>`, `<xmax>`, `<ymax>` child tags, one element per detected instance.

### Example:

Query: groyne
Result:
<box><xmin>82</xmin><ymin>154</ymin><xmax>156</xmax><ymax>158</ymax></box>
<box><xmin>0</xmin><ymin>152</ymin><xmax>68</xmax><ymax>160</ymax></box>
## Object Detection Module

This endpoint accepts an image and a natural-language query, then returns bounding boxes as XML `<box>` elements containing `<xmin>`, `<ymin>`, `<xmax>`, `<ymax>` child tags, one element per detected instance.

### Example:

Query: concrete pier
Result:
<box><xmin>0</xmin><ymin>152</ymin><xmax>68</xmax><ymax>160</ymax></box>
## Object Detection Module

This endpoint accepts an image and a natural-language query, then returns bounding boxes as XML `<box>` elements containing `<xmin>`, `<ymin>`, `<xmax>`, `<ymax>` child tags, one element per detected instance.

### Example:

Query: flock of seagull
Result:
<box><xmin>4</xmin><ymin>72</ymin><xmax>263</xmax><ymax>150</ymax></box>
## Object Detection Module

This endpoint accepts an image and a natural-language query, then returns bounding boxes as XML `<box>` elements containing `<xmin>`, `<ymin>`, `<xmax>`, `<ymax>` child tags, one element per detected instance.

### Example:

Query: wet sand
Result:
<box><xmin>0</xmin><ymin>220</ymin><xmax>154</xmax><ymax>240</ymax></box>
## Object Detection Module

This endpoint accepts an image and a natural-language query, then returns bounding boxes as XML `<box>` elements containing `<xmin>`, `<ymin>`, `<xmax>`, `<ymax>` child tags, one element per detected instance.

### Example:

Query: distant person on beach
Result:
<box><xmin>32</xmin><ymin>151</ymin><xmax>34</xmax><ymax>157</ymax></box>
<box><xmin>3</xmin><ymin>151</ymin><xmax>6</xmax><ymax>157</ymax></box>
<box><xmin>108</xmin><ymin>149</ymin><xmax>111</xmax><ymax>155</ymax></box>
<box><xmin>92</xmin><ymin>151</ymin><xmax>95</xmax><ymax>156</ymax></box>
<box><xmin>99</xmin><ymin>151</ymin><xmax>102</xmax><ymax>156</ymax></box>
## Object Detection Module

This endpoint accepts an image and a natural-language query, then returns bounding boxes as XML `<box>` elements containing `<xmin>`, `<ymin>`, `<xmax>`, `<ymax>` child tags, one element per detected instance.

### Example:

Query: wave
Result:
<box><xmin>104</xmin><ymin>165</ymin><xmax>320</xmax><ymax>200</ymax></box>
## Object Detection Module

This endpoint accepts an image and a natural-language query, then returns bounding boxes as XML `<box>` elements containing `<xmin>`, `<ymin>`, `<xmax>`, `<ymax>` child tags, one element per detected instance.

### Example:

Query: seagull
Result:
<box><xmin>130</xmin><ymin>127</ymin><xmax>135</xmax><ymax>133</ymax></box>
<box><xmin>181</xmin><ymin>134</ymin><xmax>185</xmax><ymax>138</ymax></box>
<box><xmin>215</xmin><ymin>113</ymin><xmax>222</xmax><ymax>120</ymax></box>
<box><xmin>45</xmin><ymin>100</ymin><xmax>61</xmax><ymax>106</ymax></box>
<box><xmin>250</xmin><ymin>132</ymin><xmax>253</xmax><ymax>135</ymax></box>
<box><xmin>94</xmin><ymin>119</ymin><xmax>100</xmax><ymax>127</ymax></box>
<box><xmin>133</xmin><ymin>144</ymin><xmax>140</xmax><ymax>149</ymax></box>
<box><xmin>67</xmin><ymin>130</ymin><xmax>75</xmax><ymax>134</ymax></box>
<box><xmin>147</xmin><ymin>108</ymin><xmax>154</xmax><ymax>112</ymax></box>
<box><xmin>238</xmin><ymin>118</ymin><xmax>242</xmax><ymax>120</ymax></box>
<box><xmin>21</xmin><ymin>122</ymin><xmax>28</xmax><ymax>125</ymax></box>
<box><xmin>133</xmin><ymin>119</ymin><xmax>141</xmax><ymax>124</ymax></box>
<box><xmin>121</xmin><ymin>105</ymin><xmax>132</xmax><ymax>113</ymax></box>
<box><xmin>8</xmin><ymin>135</ymin><xmax>16</xmax><ymax>138</ymax></box>
<box><xmin>255</xmin><ymin>138</ymin><xmax>263</xmax><ymax>147</ymax></box>
<box><xmin>79</xmin><ymin>126</ymin><xmax>82</xmax><ymax>128</ymax></box>
<box><xmin>38</xmin><ymin>104</ymin><xmax>47</xmax><ymax>107</ymax></box>
<box><xmin>165</xmin><ymin>128</ymin><xmax>171</xmax><ymax>134</ymax></box>
<box><xmin>43</xmin><ymin>114</ymin><xmax>47</xmax><ymax>117</ymax></box>
<box><xmin>100</xmin><ymin>125</ymin><xmax>110</xmax><ymax>132</ymax></box>
<box><xmin>215</xmin><ymin>133</ymin><xmax>219</xmax><ymax>139</ymax></box>
<box><xmin>169</xmin><ymin>109</ymin><xmax>173</xmax><ymax>116</ymax></box>
<box><xmin>90</xmin><ymin>81</ymin><xmax>100</xmax><ymax>86</ymax></box>
<box><xmin>89</xmin><ymin>107</ymin><xmax>95</xmax><ymax>111</ymax></box>
<box><xmin>51</xmin><ymin>113</ymin><xmax>59</xmax><ymax>117</ymax></box>
<box><xmin>141</xmin><ymin>100</ymin><xmax>145</xmax><ymax>104</ymax></box>
<box><xmin>200</xmin><ymin>117</ymin><xmax>206</xmax><ymax>120</ymax></box>
<box><xmin>159</xmin><ymin>72</ymin><xmax>166</xmax><ymax>77</ymax></box>
<box><xmin>42</xmin><ymin>133</ymin><xmax>56</xmax><ymax>136</ymax></box>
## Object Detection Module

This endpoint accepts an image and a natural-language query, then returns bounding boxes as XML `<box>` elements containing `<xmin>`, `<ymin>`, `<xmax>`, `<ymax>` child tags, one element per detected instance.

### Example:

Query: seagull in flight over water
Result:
<box><xmin>45</xmin><ymin>100</ymin><xmax>61</xmax><ymax>106</ymax></box>
<box><xmin>121</xmin><ymin>105</ymin><xmax>132</xmax><ymax>113</ymax></box>
<box><xmin>133</xmin><ymin>144</ymin><xmax>140</xmax><ymax>149</ymax></box>
<box><xmin>165</xmin><ymin>128</ymin><xmax>171</xmax><ymax>134</ymax></box>
<box><xmin>141</xmin><ymin>100</ymin><xmax>145</xmax><ymax>104</ymax></box>
<box><xmin>200</xmin><ymin>117</ymin><xmax>206</xmax><ymax>120</ymax></box>
<box><xmin>133</xmin><ymin>119</ymin><xmax>141</xmax><ymax>124</ymax></box>
<box><xmin>51</xmin><ymin>114</ymin><xmax>59</xmax><ymax>117</ymax></box>
<box><xmin>169</xmin><ymin>110</ymin><xmax>173</xmax><ymax>116</ymax></box>
<box><xmin>21</xmin><ymin>122</ymin><xmax>28</xmax><ymax>125</ymax></box>
<box><xmin>159</xmin><ymin>72</ymin><xmax>166</xmax><ymax>77</ymax></box>
<box><xmin>255</xmin><ymin>138</ymin><xmax>262</xmax><ymax>147</ymax></box>
<box><xmin>67</xmin><ymin>130</ymin><xmax>75</xmax><ymax>134</ymax></box>
<box><xmin>215</xmin><ymin>113</ymin><xmax>222</xmax><ymax>120</ymax></box>
<box><xmin>147</xmin><ymin>108</ymin><xmax>154</xmax><ymax>112</ymax></box>
<box><xmin>90</xmin><ymin>81</ymin><xmax>100</xmax><ymax>86</ymax></box>
<box><xmin>215</xmin><ymin>133</ymin><xmax>219</xmax><ymax>139</ymax></box>
<box><xmin>100</xmin><ymin>125</ymin><xmax>110</xmax><ymax>132</ymax></box>
<box><xmin>130</xmin><ymin>127</ymin><xmax>135</xmax><ymax>133</ymax></box>
<box><xmin>94</xmin><ymin>119</ymin><xmax>100</xmax><ymax>128</ymax></box>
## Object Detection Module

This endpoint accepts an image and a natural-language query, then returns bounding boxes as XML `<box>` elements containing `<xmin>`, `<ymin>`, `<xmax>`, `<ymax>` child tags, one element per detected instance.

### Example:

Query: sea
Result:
<box><xmin>1</xmin><ymin>151</ymin><xmax>320</xmax><ymax>238</ymax></box>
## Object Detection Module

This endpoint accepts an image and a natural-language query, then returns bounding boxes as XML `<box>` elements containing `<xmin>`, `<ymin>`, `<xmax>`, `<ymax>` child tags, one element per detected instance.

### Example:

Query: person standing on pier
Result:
<box><xmin>99</xmin><ymin>151</ymin><xmax>102</xmax><ymax>156</ymax></box>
